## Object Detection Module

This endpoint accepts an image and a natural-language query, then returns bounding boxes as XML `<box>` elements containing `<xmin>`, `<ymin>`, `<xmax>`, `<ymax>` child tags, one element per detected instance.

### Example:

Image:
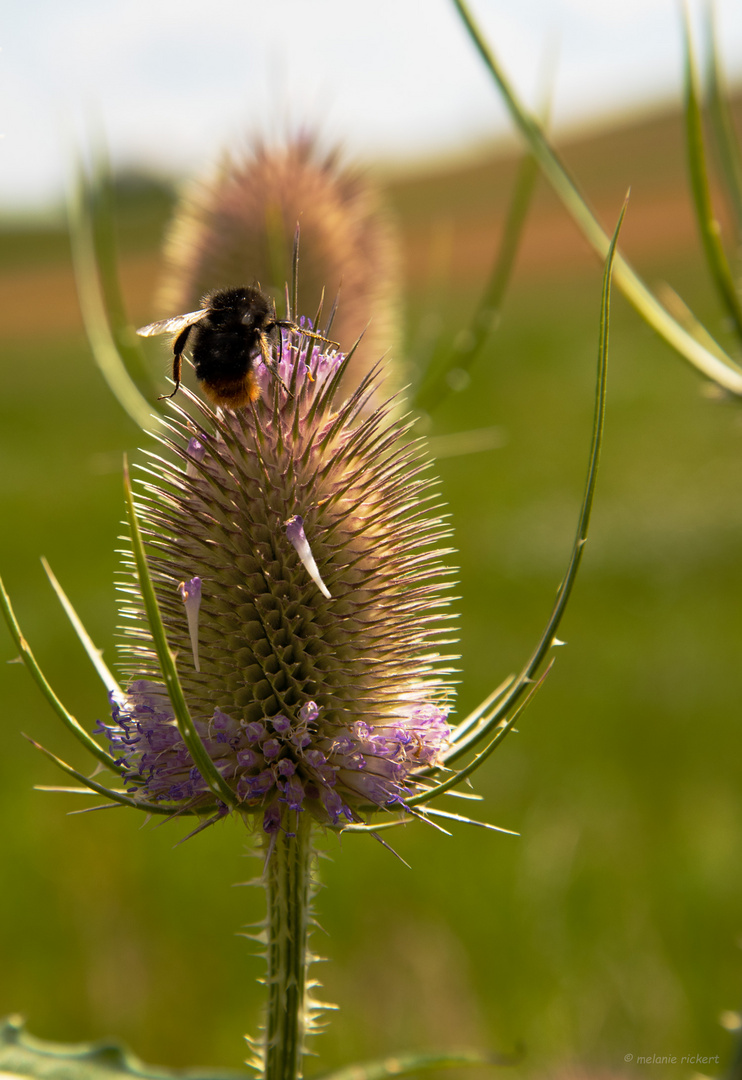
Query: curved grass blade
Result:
<box><xmin>683</xmin><ymin>9</ymin><xmax>742</xmax><ymax>342</ymax></box>
<box><xmin>24</xmin><ymin>735</ymin><xmax>187</xmax><ymax>816</ymax></box>
<box><xmin>450</xmin><ymin>675</ymin><xmax>514</xmax><ymax>743</ymax></box>
<box><xmin>87</xmin><ymin>146</ymin><xmax>163</xmax><ymax>396</ymax></box>
<box><xmin>421</xmin><ymin>806</ymin><xmax>519</xmax><ymax>835</ymax></box>
<box><xmin>656</xmin><ymin>281</ymin><xmax>738</xmax><ymax>365</ymax></box>
<box><xmin>450</xmin><ymin>0</ymin><xmax>742</xmax><ymax>395</ymax></box>
<box><xmin>425</xmin><ymin>424</ymin><xmax>506</xmax><ymax>461</ymax></box>
<box><xmin>407</xmin><ymin>658</ymin><xmax>553</xmax><ymax>808</ymax></box>
<box><xmin>413</xmin><ymin>147</ymin><xmax>540</xmax><ymax>414</ymax></box>
<box><xmin>36</xmin><ymin>785</ymin><xmax>112</xmax><ymax>795</ymax></box>
<box><xmin>68</xmin><ymin>160</ymin><xmax>158</xmax><ymax>432</ymax></box>
<box><xmin>0</xmin><ymin>574</ymin><xmax>123</xmax><ymax>773</ymax></box>
<box><xmin>340</xmin><ymin>806</ymin><xmax>517</xmax><ymax>837</ymax></box>
<box><xmin>706</xmin><ymin>5</ymin><xmax>742</xmax><ymax>241</ymax></box>
<box><xmin>313</xmin><ymin>1046</ymin><xmax>518</xmax><ymax>1080</ymax></box>
<box><xmin>439</xmin><ymin>196</ymin><xmax>625</xmax><ymax>775</ymax></box>
<box><xmin>123</xmin><ymin>460</ymin><xmax>238</xmax><ymax>809</ymax></box>
<box><xmin>339</xmin><ymin>818</ymin><xmax>410</xmax><ymax>834</ymax></box>
<box><xmin>41</xmin><ymin>557</ymin><xmax>123</xmax><ymax>702</ymax></box>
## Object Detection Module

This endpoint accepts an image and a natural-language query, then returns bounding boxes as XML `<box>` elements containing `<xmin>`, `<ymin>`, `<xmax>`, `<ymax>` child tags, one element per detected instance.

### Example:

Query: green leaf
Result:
<box><xmin>421</xmin><ymin>195</ymin><xmax>625</xmax><ymax>796</ymax></box>
<box><xmin>412</xmin><ymin>147</ymin><xmax>540</xmax><ymax>415</ymax></box>
<box><xmin>40</xmin><ymin>558</ymin><xmax>123</xmax><ymax>701</ymax></box>
<box><xmin>655</xmin><ymin>281</ymin><xmax>738</xmax><ymax>366</ymax></box>
<box><xmin>67</xmin><ymin>159</ymin><xmax>159</xmax><ymax>432</ymax></box>
<box><xmin>0</xmin><ymin>574</ymin><xmax>123</xmax><ymax>774</ymax></box>
<box><xmin>88</xmin><ymin>147</ymin><xmax>163</xmax><ymax>396</ymax></box>
<box><xmin>312</xmin><ymin>1048</ymin><xmax>518</xmax><ymax>1080</ymax></box>
<box><xmin>705</xmin><ymin>5</ymin><xmax>742</xmax><ymax>243</ymax></box>
<box><xmin>0</xmin><ymin>1016</ymin><xmax>245</xmax><ymax>1079</ymax></box>
<box><xmin>26</xmin><ymin>736</ymin><xmax>189</xmax><ymax>816</ymax></box>
<box><xmin>682</xmin><ymin>9</ymin><xmax>742</xmax><ymax>342</ymax></box>
<box><xmin>408</xmin><ymin>660</ymin><xmax>553</xmax><ymax>807</ymax></box>
<box><xmin>122</xmin><ymin>461</ymin><xmax>238</xmax><ymax>809</ymax></box>
<box><xmin>447</xmin><ymin>676</ymin><xmax>513</xmax><ymax>744</ymax></box>
<box><xmin>418</xmin><ymin>806</ymin><xmax>518</xmax><ymax>835</ymax></box>
<box><xmin>449</xmin><ymin>0</ymin><xmax>742</xmax><ymax>395</ymax></box>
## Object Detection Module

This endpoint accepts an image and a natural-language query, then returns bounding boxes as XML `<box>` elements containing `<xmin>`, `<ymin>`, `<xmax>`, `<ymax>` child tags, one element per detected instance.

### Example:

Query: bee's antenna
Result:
<box><xmin>312</xmin><ymin>287</ymin><xmax>326</xmax><ymax>333</ymax></box>
<box><xmin>290</xmin><ymin>223</ymin><xmax>300</xmax><ymax>323</ymax></box>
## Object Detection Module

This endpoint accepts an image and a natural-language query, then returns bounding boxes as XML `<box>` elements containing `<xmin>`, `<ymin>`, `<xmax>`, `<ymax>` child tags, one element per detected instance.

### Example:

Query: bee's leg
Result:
<box><xmin>267</xmin><ymin>305</ymin><xmax>288</xmax><ymax>369</ymax></box>
<box><xmin>259</xmin><ymin>331</ymin><xmax>293</xmax><ymax>398</ymax></box>
<box><xmin>274</xmin><ymin>327</ymin><xmax>296</xmax><ymax>380</ymax></box>
<box><xmin>158</xmin><ymin>326</ymin><xmax>192</xmax><ymax>400</ymax></box>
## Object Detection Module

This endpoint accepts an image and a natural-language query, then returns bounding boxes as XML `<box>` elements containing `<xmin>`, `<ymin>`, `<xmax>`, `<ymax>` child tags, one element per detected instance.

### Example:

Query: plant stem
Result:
<box><xmin>263</xmin><ymin>813</ymin><xmax>315</xmax><ymax>1080</ymax></box>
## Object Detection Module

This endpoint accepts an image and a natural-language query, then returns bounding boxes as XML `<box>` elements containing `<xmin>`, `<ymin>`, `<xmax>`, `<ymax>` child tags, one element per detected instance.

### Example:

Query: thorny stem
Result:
<box><xmin>263</xmin><ymin>813</ymin><xmax>315</xmax><ymax>1080</ymax></box>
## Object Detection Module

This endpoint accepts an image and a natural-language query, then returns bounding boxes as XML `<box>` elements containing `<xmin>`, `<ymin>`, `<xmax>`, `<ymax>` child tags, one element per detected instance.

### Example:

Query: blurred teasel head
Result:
<box><xmin>103</xmin><ymin>325</ymin><xmax>459</xmax><ymax>838</ymax></box>
<box><xmin>157</xmin><ymin>134</ymin><xmax>401</xmax><ymax>396</ymax></box>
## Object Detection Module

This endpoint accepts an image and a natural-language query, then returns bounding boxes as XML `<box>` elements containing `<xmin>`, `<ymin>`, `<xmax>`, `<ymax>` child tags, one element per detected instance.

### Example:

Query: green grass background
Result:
<box><xmin>1</xmin><ymin>106</ymin><xmax>742</xmax><ymax>1078</ymax></box>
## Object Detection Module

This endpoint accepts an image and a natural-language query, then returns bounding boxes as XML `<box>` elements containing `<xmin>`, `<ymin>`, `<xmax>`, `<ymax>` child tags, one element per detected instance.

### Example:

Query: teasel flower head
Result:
<box><xmin>101</xmin><ymin>325</ymin><xmax>458</xmax><ymax>838</ymax></box>
<box><xmin>158</xmin><ymin>134</ymin><xmax>401</xmax><ymax>397</ymax></box>
<box><xmin>5</xmin><ymin>145</ymin><xmax>617</xmax><ymax>855</ymax></box>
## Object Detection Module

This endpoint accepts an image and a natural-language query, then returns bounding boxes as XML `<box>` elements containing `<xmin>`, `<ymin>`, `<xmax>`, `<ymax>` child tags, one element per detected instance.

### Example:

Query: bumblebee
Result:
<box><xmin>137</xmin><ymin>285</ymin><xmax>324</xmax><ymax>408</ymax></box>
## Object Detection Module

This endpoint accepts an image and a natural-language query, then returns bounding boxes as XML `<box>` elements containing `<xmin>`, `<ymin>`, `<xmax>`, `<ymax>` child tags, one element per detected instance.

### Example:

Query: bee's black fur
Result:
<box><xmin>139</xmin><ymin>283</ymin><xmax>336</xmax><ymax>409</ymax></box>
<box><xmin>189</xmin><ymin>286</ymin><xmax>277</xmax><ymax>397</ymax></box>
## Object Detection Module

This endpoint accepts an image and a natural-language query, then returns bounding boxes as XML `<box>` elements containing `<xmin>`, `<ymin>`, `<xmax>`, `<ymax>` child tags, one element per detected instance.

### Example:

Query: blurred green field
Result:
<box><xmin>2</xmin><ymin>103</ymin><xmax>742</xmax><ymax>1078</ymax></box>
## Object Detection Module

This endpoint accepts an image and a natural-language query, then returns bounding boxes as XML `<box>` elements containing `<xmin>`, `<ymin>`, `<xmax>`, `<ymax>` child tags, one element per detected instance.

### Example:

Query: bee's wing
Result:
<box><xmin>136</xmin><ymin>310</ymin><xmax>208</xmax><ymax>337</ymax></box>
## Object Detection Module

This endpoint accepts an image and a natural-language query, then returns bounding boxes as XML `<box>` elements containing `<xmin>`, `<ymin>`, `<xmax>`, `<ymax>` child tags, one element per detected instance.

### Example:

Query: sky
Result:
<box><xmin>2</xmin><ymin>0</ymin><xmax>742</xmax><ymax>215</ymax></box>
